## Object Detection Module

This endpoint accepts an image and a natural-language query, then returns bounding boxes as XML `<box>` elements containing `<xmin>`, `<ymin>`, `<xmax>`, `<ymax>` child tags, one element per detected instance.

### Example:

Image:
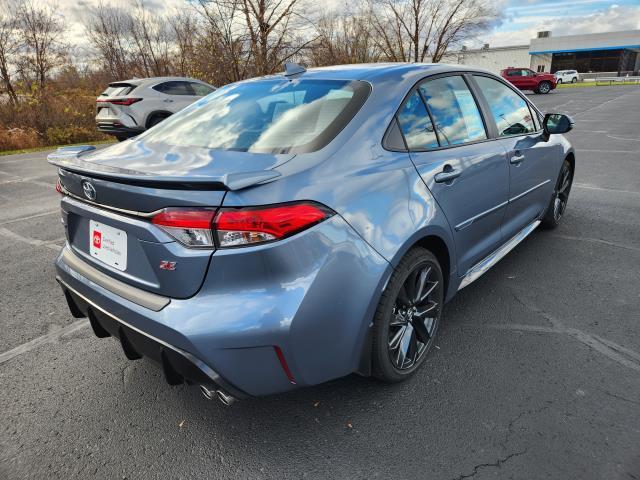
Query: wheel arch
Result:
<box><xmin>388</xmin><ymin>223</ymin><xmax>457</xmax><ymax>303</ymax></box>
<box><xmin>145</xmin><ymin>110</ymin><xmax>173</xmax><ymax>129</ymax></box>
<box><xmin>565</xmin><ymin>151</ymin><xmax>576</xmax><ymax>173</ymax></box>
<box><xmin>356</xmin><ymin>228</ymin><xmax>456</xmax><ymax>378</ymax></box>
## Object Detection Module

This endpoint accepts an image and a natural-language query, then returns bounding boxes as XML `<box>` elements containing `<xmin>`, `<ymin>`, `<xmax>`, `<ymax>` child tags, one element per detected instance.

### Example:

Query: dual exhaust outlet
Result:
<box><xmin>200</xmin><ymin>385</ymin><xmax>237</xmax><ymax>406</ymax></box>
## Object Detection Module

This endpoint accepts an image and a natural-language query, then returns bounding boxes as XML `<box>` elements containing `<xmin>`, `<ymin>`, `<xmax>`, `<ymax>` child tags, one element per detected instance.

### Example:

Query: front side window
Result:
<box><xmin>507</xmin><ymin>70</ymin><xmax>522</xmax><ymax>77</ymax></box>
<box><xmin>139</xmin><ymin>79</ymin><xmax>370</xmax><ymax>153</ymax></box>
<box><xmin>419</xmin><ymin>76</ymin><xmax>487</xmax><ymax>146</ymax></box>
<box><xmin>397</xmin><ymin>91</ymin><xmax>438</xmax><ymax>150</ymax></box>
<box><xmin>474</xmin><ymin>76</ymin><xmax>536</xmax><ymax>136</ymax></box>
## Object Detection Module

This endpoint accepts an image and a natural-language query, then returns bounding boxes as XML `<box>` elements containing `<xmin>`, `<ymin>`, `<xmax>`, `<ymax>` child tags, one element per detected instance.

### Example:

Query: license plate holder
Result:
<box><xmin>89</xmin><ymin>220</ymin><xmax>127</xmax><ymax>271</ymax></box>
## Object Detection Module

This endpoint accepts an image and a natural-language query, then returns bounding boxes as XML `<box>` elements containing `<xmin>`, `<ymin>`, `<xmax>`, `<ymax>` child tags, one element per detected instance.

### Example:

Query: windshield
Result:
<box><xmin>138</xmin><ymin>79</ymin><xmax>370</xmax><ymax>154</ymax></box>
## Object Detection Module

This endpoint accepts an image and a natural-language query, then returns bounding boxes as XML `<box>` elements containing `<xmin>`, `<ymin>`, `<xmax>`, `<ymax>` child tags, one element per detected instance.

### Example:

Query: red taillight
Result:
<box><xmin>96</xmin><ymin>98</ymin><xmax>142</xmax><ymax>106</ymax></box>
<box><xmin>214</xmin><ymin>203</ymin><xmax>333</xmax><ymax>247</ymax></box>
<box><xmin>55</xmin><ymin>179</ymin><xmax>63</xmax><ymax>195</ymax></box>
<box><xmin>152</xmin><ymin>208</ymin><xmax>216</xmax><ymax>247</ymax></box>
<box><xmin>150</xmin><ymin>202</ymin><xmax>333</xmax><ymax>248</ymax></box>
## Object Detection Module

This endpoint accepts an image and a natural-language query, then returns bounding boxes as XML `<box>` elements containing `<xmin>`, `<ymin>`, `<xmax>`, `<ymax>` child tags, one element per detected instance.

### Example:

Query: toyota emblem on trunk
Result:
<box><xmin>81</xmin><ymin>180</ymin><xmax>96</xmax><ymax>200</ymax></box>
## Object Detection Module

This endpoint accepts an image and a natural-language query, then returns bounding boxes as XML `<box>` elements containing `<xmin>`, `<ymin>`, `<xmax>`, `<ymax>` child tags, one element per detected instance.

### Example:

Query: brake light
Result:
<box><xmin>96</xmin><ymin>98</ymin><xmax>142</xmax><ymax>106</ymax></box>
<box><xmin>150</xmin><ymin>202</ymin><xmax>333</xmax><ymax>248</ymax></box>
<box><xmin>214</xmin><ymin>203</ymin><xmax>333</xmax><ymax>247</ymax></box>
<box><xmin>152</xmin><ymin>208</ymin><xmax>216</xmax><ymax>247</ymax></box>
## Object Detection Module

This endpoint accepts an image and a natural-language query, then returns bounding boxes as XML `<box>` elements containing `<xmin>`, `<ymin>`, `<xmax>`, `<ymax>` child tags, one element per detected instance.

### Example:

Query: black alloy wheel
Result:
<box><xmin>372</xmin><ymin>248</ymin><xmax>444</xmax><ymax>382</ymax></box>
<box><xmin>542</xmin><ymin>159</ymin><xmax>573</xmax><ymax>228</ymax></box>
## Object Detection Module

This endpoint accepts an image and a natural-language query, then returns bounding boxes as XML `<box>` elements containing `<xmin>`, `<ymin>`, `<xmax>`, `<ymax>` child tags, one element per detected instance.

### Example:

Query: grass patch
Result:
<box><xmin>0</xmin><ymin>139</ymin><xmax>116</xmax><ymax>157</ymax></box>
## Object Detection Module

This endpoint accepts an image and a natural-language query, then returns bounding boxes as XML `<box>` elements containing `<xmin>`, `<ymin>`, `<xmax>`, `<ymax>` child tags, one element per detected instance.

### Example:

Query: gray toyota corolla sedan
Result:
<box><xmin>50</xmin><ymin>63</ymin><xmax>574</xmax><ymax>404</ymax></box>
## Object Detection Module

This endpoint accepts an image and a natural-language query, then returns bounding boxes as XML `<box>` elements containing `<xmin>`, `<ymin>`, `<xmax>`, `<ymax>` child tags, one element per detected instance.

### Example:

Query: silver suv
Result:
<box><xmin>96</xmin><ymin>77</ymin><xmax>216</xmax><ymax>140</ymax></box>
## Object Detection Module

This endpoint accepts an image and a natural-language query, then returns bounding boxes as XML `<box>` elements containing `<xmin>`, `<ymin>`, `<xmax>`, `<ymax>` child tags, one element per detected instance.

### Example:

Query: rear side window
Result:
<box><xmin>419</xmin><ymin>76</ymin><xmax>487</xmax><ymax>146</ymax></box>
<box><xmin>190</xmin><ymin>82</ymin><xmax>215</xmax><ymax>96</ymax></box>
<box><xmin>138</xmin><ymin>79</ymin><xmax>370</xmax><ymax>153</ymax></box>
<box><xmin>101</xmin><ymin>83</ymin><xmax>135</xmax><ymax>97</ymax></box>
<box><xmin>153</xmin><ymin>81</ymin><xmax>195</xmax><ymax>96</ymax></box>
<box><xmin>397</xmin><ymin>91</ymin><xmax>438</xmax><ymax>150</ymax></box>
<box><xmin>474</xmin><ymin>76</ymin><xmax>536</xmax><ymax>136</ymax></box>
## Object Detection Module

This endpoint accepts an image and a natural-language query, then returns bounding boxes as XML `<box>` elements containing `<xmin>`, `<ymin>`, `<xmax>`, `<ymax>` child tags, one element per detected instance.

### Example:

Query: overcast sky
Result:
<box><xmin>61</xmin><ymin>0</ymin><xmax>640</xmax><ymax>51</ymax></box>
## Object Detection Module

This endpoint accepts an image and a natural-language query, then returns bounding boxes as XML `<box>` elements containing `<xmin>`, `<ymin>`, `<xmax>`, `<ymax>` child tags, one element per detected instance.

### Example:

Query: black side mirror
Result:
<box><xmin>543</xmin><ymin>113</ymin><xmax>574</xmax><ymax>135</ymax></box>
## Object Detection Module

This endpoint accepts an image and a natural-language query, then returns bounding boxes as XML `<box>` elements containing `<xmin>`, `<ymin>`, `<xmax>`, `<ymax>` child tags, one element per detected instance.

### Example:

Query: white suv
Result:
<box><xmin>555</xmin><ymin>70</ymin><xmax>579</xmax><ymax>84</ymax></box>
<box><xmin>96</xmin><ymin>77</ymin><xmax>216</xmax><ymax>140</ymax></box>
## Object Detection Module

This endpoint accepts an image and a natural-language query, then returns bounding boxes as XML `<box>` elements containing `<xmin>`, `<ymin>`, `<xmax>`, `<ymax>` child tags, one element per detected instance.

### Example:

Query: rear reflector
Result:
<box><xmin>274</xmin><ymin>346</ymin><xmax>296</xmax><ymax>384</ymax></box>
<box><xmin>96</xmin><ymin>98</ymin><xmax>142</xmax><ymax>106</ymax></box>
<box><xmin>55</xmin><ymin>179</ymin><xmax>63</xmax><ymax>194</ymax></box>
<box><xmin>151</xmin><ymin>202</ymin><xmax>333</xmax><ymax>249</ymax></box>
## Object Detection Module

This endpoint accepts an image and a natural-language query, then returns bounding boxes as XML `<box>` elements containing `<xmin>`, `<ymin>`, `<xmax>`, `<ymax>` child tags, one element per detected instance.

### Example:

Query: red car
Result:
<box><xmin>500</xmin><ymin>67</ymin><xmax>557</xmax><ymax>94</ymax></box>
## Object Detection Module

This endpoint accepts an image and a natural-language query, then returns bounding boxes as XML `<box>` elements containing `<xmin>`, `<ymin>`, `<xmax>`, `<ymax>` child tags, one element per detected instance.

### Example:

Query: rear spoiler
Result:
<box><xmin>47</xmin><ymin>145</ymin><xmax>281</xmax><ymax>191</ymax></box>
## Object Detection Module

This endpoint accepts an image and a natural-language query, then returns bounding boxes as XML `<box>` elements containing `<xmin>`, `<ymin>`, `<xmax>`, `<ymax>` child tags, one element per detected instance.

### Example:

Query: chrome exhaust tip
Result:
<box><xmin>216</xmin><ymin>389</ymin><xmax>236</xmax><ymax>406</ymax></box>
<box><xmin>200</xmin><ymin>385</ymin><xmax>236</xmax><ymax>405</ymax></box>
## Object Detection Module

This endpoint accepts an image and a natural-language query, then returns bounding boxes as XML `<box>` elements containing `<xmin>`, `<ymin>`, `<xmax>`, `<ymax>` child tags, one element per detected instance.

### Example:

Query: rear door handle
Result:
<box><xmin>434</xmin><ymin>168</ymin><xmax>461</xmax><ymax>183</ymax></box>
<box><xmin>164</xmin><ymin>99</ymin><xmax>174</xmax><ymax>103</ymax></box>
<box><xmin>510</xmin><ymin>150</ymin><xmax>525</xmax><ymax>165</ymax></box>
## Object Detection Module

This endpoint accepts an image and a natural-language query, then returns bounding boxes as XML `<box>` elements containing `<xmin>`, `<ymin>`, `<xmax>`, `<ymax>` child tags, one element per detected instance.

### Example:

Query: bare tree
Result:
<box><xmin>194</xmin><ymin>0</ymin><xmax>251</xmax><ymax>84</ymax></box>
<box><xmin>17</xmin><ymin>1</ymin><xmax>67</xmax><ymax>88</ymax></box>
<box><xmin>371</xmin><ymin>0</ymin><xmax>498</xmax><ymax>63</ymax></box>
<box><xmin>311</xmin><ymin>10</ymin><xmax>381</xmax><ymax>66</ymax></box>
<box><xmin>86</xmin><ymin>3</ymin><xmax>133</xmax><ymax>80</ymax></box>
<box><xmin>129</xmin><ymin>1</ymin><xmax>172</xmax><ymax>77</ymax></box>
<box><xmin>0</xmin><ymin>0</ymin><xmax>20</xmax><ymax>104</ymax></box>
<box><xmin>240</xmin><ymin>0</ymin><xmax>315</xmax><ymax>75</ymax></box>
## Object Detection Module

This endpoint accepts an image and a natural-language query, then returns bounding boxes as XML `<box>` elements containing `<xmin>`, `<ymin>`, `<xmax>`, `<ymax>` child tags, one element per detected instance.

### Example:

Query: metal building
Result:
<box><xmin>444</xmin><ymin>30</ymin><xmax>640</xmax><ymax>77</ymax></box>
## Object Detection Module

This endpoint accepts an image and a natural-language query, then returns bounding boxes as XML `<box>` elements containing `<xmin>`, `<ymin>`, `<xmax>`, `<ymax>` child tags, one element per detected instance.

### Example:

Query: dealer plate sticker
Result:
<box><xmin>89</xmin><ymin>220</ymin><xmax>127</xmax><ymax>271</ymax></box>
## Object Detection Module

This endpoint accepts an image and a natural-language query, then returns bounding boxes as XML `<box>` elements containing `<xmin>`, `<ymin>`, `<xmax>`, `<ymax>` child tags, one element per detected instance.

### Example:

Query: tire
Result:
<box><xmin>538</xmin><ymin>81</ymin><xmax>552</xmax><ymax>94</ymax></box>
<box><xmin>541</xmin><ymin>159</ymin><xmax>573</xmax><ymax>229</ymax></box>
<box><xmin>557</xmin><ymin>78</ymin><xmax>562</xmax><ymax>84</ymax></box>
<box><xmin>571</xmin><ymin>77</ymin><xmax>578</xmax><ymax>84</ymax></box>
<box><xmin>372</xmin><ymin>247</ymin><xmax>444</xmax><ymax>382</ymax></box>
<box><xmin>147</xmin><ymin>114</ymin><xmax>169</xmax><ymax>129</ymax></box>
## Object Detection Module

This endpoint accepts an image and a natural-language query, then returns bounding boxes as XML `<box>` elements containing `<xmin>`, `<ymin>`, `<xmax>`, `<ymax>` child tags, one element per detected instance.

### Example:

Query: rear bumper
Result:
<box><xmin>54</xmin><ymin>214</ymin><xmax>392</xmax><ymax>396</ymax></box>
<box><xmin>96</xmin><ymin>122</ymin><xmax>144</xmax><ymax>136</ymax></box>
<box><xmin>58</xmin><ymin>278</ymin><xmax>248</xmax><ymax>399</ymax></box>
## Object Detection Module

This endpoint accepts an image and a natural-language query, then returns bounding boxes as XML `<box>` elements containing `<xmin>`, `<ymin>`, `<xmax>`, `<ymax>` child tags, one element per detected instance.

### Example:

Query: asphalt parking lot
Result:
<box><xmin>1</xmin><ymin>85</ymin><xmax>639</xmax><ymax>479</ymax></box>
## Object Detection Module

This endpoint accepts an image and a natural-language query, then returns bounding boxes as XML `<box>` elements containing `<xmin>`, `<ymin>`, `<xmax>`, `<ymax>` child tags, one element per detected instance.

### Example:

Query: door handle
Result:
<box><xmin>434</xmin><ymin>167</ymin><xmax>461</xmax><ymax>183</ymax></box>
<box><xmin>510</xmin><ymin>151</ymin><xmax>525</xmax><ymax>165</ymax></box>
<box><xmin>164</xmin><ymin>99</ymin><xmax>174</xmax><ymax>103</ymax></box>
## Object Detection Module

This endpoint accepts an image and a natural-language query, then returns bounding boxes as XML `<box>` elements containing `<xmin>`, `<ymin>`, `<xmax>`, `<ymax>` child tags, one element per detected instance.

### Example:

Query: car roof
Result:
<box><xmin>111</xmin><ymin>77</ymin><xmax>209</xmax><ymax>86</ymax></box>
<box><xmin>255</xmin><ymin>63</ymin><xmax>495</xmax><ymax>86</ymax></box>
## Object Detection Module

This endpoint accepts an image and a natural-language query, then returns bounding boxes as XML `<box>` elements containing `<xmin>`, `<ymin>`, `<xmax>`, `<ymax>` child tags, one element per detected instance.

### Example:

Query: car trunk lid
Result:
<box><xmin>51</xmin><ymin>141</ymin><xmax>293</xmax><ymax>299</ymax></box>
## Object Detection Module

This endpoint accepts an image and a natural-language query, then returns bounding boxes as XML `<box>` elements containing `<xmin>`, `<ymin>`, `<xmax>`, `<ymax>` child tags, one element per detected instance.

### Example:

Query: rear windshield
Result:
<box><xmin>101</xmin><ymin>83</ymin><xmax>136</xmax><ymax>97</ymax></box>
<box><xmin>138</xmin><ymin>79</ymin><xmax>371</xmax><ymax>154</ymax></box>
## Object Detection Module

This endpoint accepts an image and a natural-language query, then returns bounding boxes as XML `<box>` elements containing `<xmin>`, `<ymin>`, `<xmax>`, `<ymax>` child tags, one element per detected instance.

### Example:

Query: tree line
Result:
<box><xmin>0</xmin><ymin>0</ymin><xmax>498</xmax><ymax>150</ymax></box>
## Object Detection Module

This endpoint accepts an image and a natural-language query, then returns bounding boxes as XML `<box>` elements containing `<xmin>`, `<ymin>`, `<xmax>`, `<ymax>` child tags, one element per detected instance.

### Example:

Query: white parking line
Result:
<box><xmin>459</xmin><ymin>289</ymin><xmax>640</xmax><ymax>374</ymax></box>
<box><xmin>549</xmin><ymin>233</ymin><xmax>640</xmax><ymax>253</ymax></box>
<box><xmin>0</xmin><ymin>210</ymin><xmax>60</xmax><ymax>226</ymax></box>
<box><xmin>0</xmin><ymin>319</ymin><xmax>89</xmax><ymax>365</ymax></box>
<box><xmin>574</xmin><ymin>183</ymin><xmax>640</xmax><ymax>196</ymax></box>
<box><xmin>0</xmin><ymin>227</ymin><xmax>63</xmax><ymax>252</ymax></box>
